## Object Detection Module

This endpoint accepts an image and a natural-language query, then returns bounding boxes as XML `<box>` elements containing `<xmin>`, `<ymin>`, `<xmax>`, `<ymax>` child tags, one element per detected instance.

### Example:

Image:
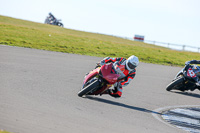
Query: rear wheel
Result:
<box><xmin>166</xmin><ymin>77</ymin><xmax>185</xmax><ymax>91</ymax></box>
<box><xmin>78</xmin><ymin>79</ymin><xmax>100</xmax><ymax>97</ymax></box>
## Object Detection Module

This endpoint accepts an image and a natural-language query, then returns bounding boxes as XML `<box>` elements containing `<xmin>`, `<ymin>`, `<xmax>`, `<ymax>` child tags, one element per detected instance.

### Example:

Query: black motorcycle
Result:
<box><xmin>166</xmin><ymin>64</ymin><xmax>200</xmax><ymax>91</ymax></box>
<box><xmin>45</xmin><ymin>13</ymin><xmax>64</xmax><ymax>27</ymax></box>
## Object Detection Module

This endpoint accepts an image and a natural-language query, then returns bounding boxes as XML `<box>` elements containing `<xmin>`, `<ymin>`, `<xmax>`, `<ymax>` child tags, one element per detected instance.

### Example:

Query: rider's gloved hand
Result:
<box><xmin>95</xmin><ymin>63</ymin><xmax>101</xmax><ymax>68</ymax></box>
<box><xmin>185</xmin><ymin>61</ymin><xmax>190</xmax><ymax>66</ymax></box>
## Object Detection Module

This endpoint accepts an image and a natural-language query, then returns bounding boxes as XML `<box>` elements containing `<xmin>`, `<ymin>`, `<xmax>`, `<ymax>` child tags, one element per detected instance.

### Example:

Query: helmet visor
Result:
<box><xmin>127</xmin><ymin>62</ymin><xmax>136</xmax><ymax>69</ymax></box>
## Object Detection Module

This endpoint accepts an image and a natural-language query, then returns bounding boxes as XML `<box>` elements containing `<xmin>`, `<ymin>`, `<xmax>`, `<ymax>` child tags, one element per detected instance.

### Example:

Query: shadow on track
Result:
<box><xmin>172</xmin><ymin>91</ymin><xmax>200</xmax><ymax>99</ymax></box>
<box><xmin>85</xmin><ymin>96</ymin><xmax>161</xmax><ymax>115</ymax></box>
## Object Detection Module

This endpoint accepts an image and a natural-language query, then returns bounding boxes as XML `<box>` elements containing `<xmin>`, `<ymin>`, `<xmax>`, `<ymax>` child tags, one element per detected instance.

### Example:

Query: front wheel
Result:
<box><xmin>78</xmin><ymin>79</ymin><xmax>100</xmax><ymax>97</ymax></box>
<box><xmin>58</xmin><ymin>23</ymin><xmax>63</xmax><ymax>27</ymax></box>
<box><xmin>166</xmin><ymin>77</ymin><xmax>185</xmax><ymax>91</ymax></box>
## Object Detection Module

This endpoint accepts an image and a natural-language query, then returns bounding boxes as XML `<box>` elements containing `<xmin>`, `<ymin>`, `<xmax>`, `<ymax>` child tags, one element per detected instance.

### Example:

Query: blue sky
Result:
<box><xmin>0</xmin><ymin>0</ymin><xmax>200</xmax><ymax>50</ymax></box>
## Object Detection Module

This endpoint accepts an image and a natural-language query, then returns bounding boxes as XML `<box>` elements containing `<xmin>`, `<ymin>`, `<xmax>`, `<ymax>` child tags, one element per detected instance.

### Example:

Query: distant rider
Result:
<box><xmin>185</xmin><ymin>60</ymin><xmax>200</xmax><ymax>86</ymax></box>
<box><xmin>97</xmin><ymin>55</ymin><xmax>139</xmax><ymax>98</ymax></box>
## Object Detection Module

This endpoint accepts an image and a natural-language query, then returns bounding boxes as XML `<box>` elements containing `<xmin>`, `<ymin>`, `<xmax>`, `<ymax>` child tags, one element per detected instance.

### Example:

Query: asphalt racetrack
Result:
<box><xmin>0</xmin><ymin>45</ymin><xmax>199</xmax><ymax>133</ymax></box>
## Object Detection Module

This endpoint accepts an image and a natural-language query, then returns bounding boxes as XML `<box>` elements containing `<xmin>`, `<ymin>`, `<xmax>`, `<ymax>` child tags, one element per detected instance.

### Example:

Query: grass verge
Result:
<box><xmin>0</xmin><ymin>15</ymin><xmax>199</xmax><ymax>66</ymax></box>
<box><xmin>0</xmin><ymin>130</ymin><xmax>11</xmax><ymax>133</ymax></box>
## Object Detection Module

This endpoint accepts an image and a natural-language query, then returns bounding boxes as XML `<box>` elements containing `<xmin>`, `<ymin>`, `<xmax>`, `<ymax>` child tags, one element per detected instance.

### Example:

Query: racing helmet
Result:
<box><xmin>126</xmin><ymin>55</ymin><xmax>139</xmax><ymax>71</ymax></box>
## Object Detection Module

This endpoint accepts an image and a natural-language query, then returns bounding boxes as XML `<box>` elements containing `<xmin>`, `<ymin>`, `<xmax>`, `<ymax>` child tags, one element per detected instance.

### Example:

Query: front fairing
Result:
<box><xmin>100</xmin><ymin>63</ymin><xmax>121</xmax><ymax>84</ymax></box>
<box><xmin>83</xmin><ymin>67</ymin><xmax>100</xmax><ymax>84</ymax></box>
<box><xmin>175</xmin><ymin>68</ymin><xmax>184</xmax><ymax>78</ymax></box>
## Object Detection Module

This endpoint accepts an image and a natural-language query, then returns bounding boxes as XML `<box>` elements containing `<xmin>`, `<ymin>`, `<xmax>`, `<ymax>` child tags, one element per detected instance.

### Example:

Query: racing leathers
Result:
<box><xmin>99</xmin><ymin>57</ymin><xmax>136</xmax><ymax>98</ymax></box>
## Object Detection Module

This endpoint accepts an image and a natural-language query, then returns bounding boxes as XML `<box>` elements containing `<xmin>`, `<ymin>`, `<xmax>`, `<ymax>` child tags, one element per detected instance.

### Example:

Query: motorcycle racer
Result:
<box><xmin>97</xmin><ymin>55</ymin><xmax>139</xmax><ymax>98</ymax></box>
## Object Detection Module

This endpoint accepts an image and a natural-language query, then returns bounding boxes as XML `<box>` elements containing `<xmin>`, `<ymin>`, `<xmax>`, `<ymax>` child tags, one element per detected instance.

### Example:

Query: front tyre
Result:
<box><xmin>166</xmin><ymin>77</ymin><xmax>184</xmax><ymax>91</ymax></box>
<box><xmin>78</xmin><ymin>79</ymin><xmax>100</xmax><ymax>97</ymax></box>
<box><xmin>58</xmin><ymin>23</ymin><xmax>63</xmax><ymax>27</ymax></box>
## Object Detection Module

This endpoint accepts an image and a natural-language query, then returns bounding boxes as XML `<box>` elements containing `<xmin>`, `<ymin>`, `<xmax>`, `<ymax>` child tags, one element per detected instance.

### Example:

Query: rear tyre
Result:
<box><xmin>78</xmin><ymin>79</ymin><xmax>100</xmax><ymax>97</ymax></box>
<box><xmin>166</xmin><ymin>77</ymin><xmax>184</xmax><ymax>91</ymax></box>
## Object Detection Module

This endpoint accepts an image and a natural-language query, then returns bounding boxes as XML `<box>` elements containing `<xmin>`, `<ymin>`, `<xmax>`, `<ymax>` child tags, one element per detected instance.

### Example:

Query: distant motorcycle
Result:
<box><xmin>44</xmin><ymin>13</ymin><xmax>64</xmax><ymax>27</ymax></box>
<box><xmin>166</xmin><ymin>64</ymin><xmax>200</xmax><ymax>91</ymax></box>
<box><xmin>78</xmin><ymin>63</ymin><xmax>121</xmax><ymax>97</ymax></box>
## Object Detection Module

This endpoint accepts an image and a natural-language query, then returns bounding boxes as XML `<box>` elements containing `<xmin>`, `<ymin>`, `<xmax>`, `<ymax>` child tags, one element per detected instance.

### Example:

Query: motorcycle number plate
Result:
<box><xmin>187</xmin><ymin>68</ymin><xmax>196</xmax><ymax>78</ymax></box>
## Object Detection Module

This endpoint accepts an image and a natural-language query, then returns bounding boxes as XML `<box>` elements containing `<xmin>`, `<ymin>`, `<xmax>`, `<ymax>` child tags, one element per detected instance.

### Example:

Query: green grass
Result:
<box><xmin>0</xmin><ymin>15</ymin><xmax>199</xmax><ymax>66</ymax></box>
<box><xmin>0</xmin><ymin>130</ymin><xmax>11</xmax><ymax>133</ymax></box>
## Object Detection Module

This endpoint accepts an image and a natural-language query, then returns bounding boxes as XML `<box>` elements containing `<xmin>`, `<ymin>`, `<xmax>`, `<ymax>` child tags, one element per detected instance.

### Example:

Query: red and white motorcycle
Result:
<box><xmin>78</xmin><ymin>63</ymin><xmax>122</xmax><ymax>97</ymax></box>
